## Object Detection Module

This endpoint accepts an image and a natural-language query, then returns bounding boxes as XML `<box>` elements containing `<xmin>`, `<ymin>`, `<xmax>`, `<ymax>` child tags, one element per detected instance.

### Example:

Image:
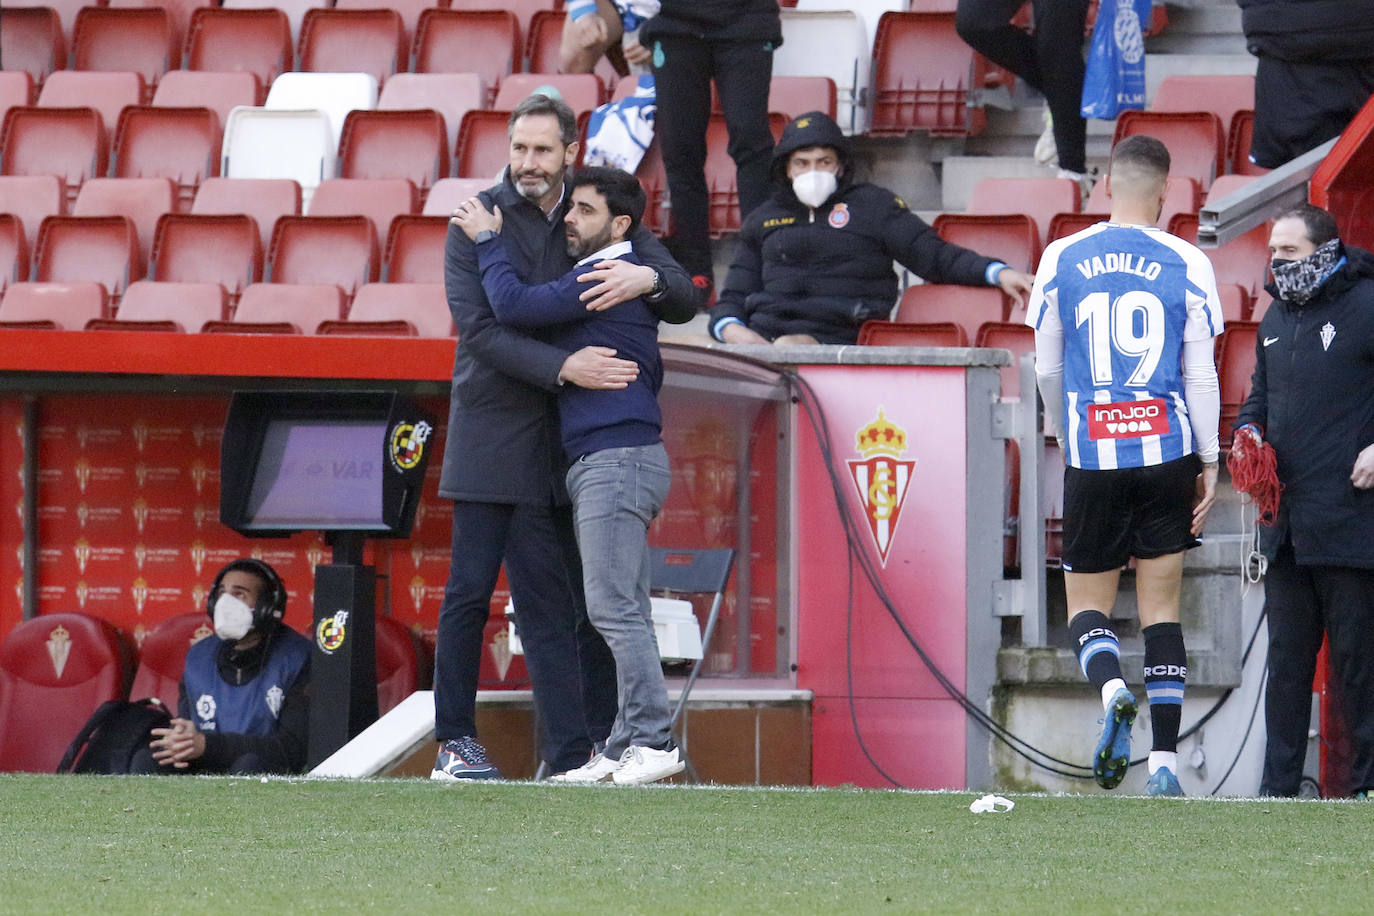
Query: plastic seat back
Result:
<box><xmin>298</xmin><ymin>8</ymin><xmax>407</xmax><ymax>86</ymax></box>
<box><xmin>379</xmin><ymin>73</ymin><xmax>485</xmax><ymax>155</ymax></box>
<box><xmin>0</xmin><ymin>281</ymin><xmax>108</xmax><ymax>328</ymax></box>
<box><xmin>335</xmin><ymin>0</ymin><xmax>435</xmax><ymax>51</ymax></box>
<box><xmin>384</xmin><ymin>214</ymin><xmax>448</xmax><ymax>283</ymax></box>
<box><xmin>87</xmin><ymin>279</ymin><xmax>226</xmax><ymax>331</ymax></box>
<box><xmin>192</xmin><ymin>176</ymin><xmax>301</xmax><ymax>249</ymax></box>
<box><xmin>206</xmin><ymin>281</ymin><xmax>344</xmax><ymax>333</ymax></box>
<box><xmin>704</xmin><ymin>112</ymin><xmax>788</xmax><ymax>237</ymax></box>
<box><xmin>1216</xmin><ymin>320</ymin><xmax>1258</xmax><ymax>437</ymax></box>
<box><xmin>153</xmin><ymin>71</ymin><xmax>263</xmax><ymax>128</ymax></box>
<box><xmin>220</xmin><ymin>109</ymin><xmax>335</xmax><ymax>208</ymax></box>
<box><xmin>373</xmin><ymin>615</ymin><xmax>420</xmax><ymax>715</ymax></box>
<box><xmin>967</xmin><ymin>177</ymin><xmax>1079</xmax><ymax>247</ymax></box>
<box><xmin>413</xmin><ymin>10</ymin><xmax>519</xmax><ymax>108</ymax></box>
<box><xmin>338</xmin><ymin>110</ymin><xmax>449</xmax><ymax>190</ymax></box>
<box><xmin>894</xmin><ymin>284</ymin><xmax>1006</xmax><ymax>345</ymax></box>
<box><xmin>33</xmin><ymin>214</ymin><xmax>141</xmax><ymax>299</ymax></box>
<box><xmin>423</xmin><ymin>177</ymin><xmax>492</xmax><ymax>216</ymax></box>
<box><xmin>775</xmin><ymin>9</ymin><xmax>870</xmax><ymax>134</ymax></box>
<box><xmin>767</xmin><ymin>76</ymin><xmax>837</xmax><ymax>121</ymax></box>
<box><xmin>267</xmin><ymin>214</ymin><xmax>379</xmax><ymax>298</ymax></box>
<box><xmin>319</xmin><ymin>282</ymin><xmax>452</xmax><ymax>337</ymax></box>
<box><xmin>264</xmin><ymin>71</ymin><xmax>380</xmax><ymax>150</ymax></box>
<box><xmin>150</xmin><ymin>211</ymin><xmax>261</xmax><ymax>299</ymax></box>
<box><xmin>128</xmin><ymin>613</ymin><xmax>213</xmax><ymax>710</ymax></box>
<box><xmin>72</xmin><ymin>177</ymin><xmax>175</xmax><ymax>264</ymax></box>
<box><xmin>1228</xmin><ymin>110</ymin><xmax>1267</xmax><ymax>177</ymax></box>
<box><xmin>185</xmin><ymin>8</ymin><xmax>294</xmax><ymax>91</ymax></box>
<box><xmin>857</xmin><ymin>319</ymin><xmax>967</xmax><ymax>347</ymax></box>
<box><xmin>496</xmin><ymin>73</ymin><xmax>605</xmax><ymax>119</ymax></box>
<box><xmin>0</xmin><ymin>174</ymin><xmax>66</xmax><ymax>249</ymax></box>
<box><xmin>308</xmin><ymin>178</ymin><xmax>417</xmax><ymax>245</ymax></box>
<box><xmin>1151</xmin><ymin>74</ymin><xmax>1255</xmax><ymax>144</ymax></box>
<box><xmin>111</xmin><ymin>107</ymin><xmax>221</xmax><ymax>211</ymax></box>
<box><xmin>932</xmin><ymin>213</ymin><xmax>1039</xmax><ymax>274</ymax></box>
<box><xmin>1114</xmin><ymin>110</ymin><xmax>1225</xmax><ymax>191</ymax></box>
<box><xmin>524</xmin><ymin>10</ymin><xmax>621</xmax><ymax>87</ymax></box>
<box><xmin>449</xmin><ymin>0</ymin><xmax>547</xmax><ymax>42</ymax></box>
<box><xmin>0</xmin><ymin>613</ymin><xmax>130</xmax><ymax>772</ymax></box>
<box><xmin>37</xmin><ymin>70</ymin><xmax>145</xmax><ymax>135</ymax></box>
<box><xmin>0</xmin><ymin>214</ymin><xmax>26</xmax><ymax>295</ymax></box>
<box><xmin>0</xmin><ymin>108</ymin><xmax>106</xmax><ymax>203</ymax></box>
<box><xmin>870</xmin><ymin>11</ymin><xmax>987</xmax><ymax>137</ymax></box>
<box><xmin>975</xmin><ymin>320</ymin><xmax>1035</xmax><ymax>399</ymax></box>
<box><xmin>455</xmin><ymin>110</ymin><xmax>515</xmax><ymax>181</ymax></box>
<box><xmin>0</xmin><ymin>7</ymin><xmax>68</xmax><ymax>86</ymax></box>
<box><xmin>0</xmin><ymin>71</ymin><xmax>35</xmax><ymax>124</ymax></box>
<box><xmin>72</xmin><ymin>6</ymin><xmax>174</xmax><ymax>91</ymax></box>
<box><xmin>1047</xmin><ymin>211</ymin><xmax>1107</xmax><ymax>242</ymax></box>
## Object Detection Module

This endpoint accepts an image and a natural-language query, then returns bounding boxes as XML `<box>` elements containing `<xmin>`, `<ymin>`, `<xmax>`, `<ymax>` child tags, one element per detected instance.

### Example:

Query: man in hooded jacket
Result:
<box><xmin>1235</xmin><ymin>204</ymin><xmax>1374</xmax><ymax>797</ymax></box>
<box><xmin>707</xmin><ymin>111</ymin><xmax>1033</xmax><ymax>345</ymax></box>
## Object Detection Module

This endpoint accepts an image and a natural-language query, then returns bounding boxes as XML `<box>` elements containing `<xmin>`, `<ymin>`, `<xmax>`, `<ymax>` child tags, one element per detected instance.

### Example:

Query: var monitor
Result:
<box><xmin>220</xmin><ymin>390</ymin><xmax>435</xmax><ymax>537</ymax></box>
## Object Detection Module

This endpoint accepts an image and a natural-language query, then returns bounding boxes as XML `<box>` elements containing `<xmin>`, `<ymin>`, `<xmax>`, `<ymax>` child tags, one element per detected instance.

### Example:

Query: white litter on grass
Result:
<box><xmin>969</xmin><ymin>794</ymin><xmax>1015</xmax><ymax>813</ymax></box>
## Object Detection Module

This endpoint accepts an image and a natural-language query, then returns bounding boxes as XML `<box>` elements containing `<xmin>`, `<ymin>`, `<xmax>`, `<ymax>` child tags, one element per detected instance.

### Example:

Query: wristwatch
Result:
<box><xmin>475</xmin><ymin>229</ymin><xmax>499</xmax><ymax>244</ymax></box>
<box><xmin>647</xmin><ymin>268</ymin><xmax>666</xmax><ymax>298</ymax></box>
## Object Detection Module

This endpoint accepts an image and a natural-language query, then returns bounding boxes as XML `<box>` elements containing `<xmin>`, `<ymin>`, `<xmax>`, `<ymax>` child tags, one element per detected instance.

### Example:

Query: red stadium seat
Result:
<box><xmin>448</xmin><ymin>0</ymin><xmax>548</xmax><ymax>41</ymax></box>
<box><xmin>384</xmin><ymin>214</ymin><xmax>447</xmax><ymax>283</ymax></box>
<box><xmin>1248</xmin><ymin>293</ymin><xmax>1272</xmax><ymax>324</ymax></box>
<box><xmin>496</xmin><ymin>74</ymin><xmax>605</xmax><ymax>119</ymax></box>
<box><xmin>72</xmin><ymin>6</ymin><xmax>175</xmax><ymax>94</ymax></box>
<box><xmin>894</xmin><ymin>284</ymin><xmax>1007</xmax><ymax>345</ymax></box>
<box><xmin>86</xmin><ymin>279</ymin><xmax>227</xmax><ymax>331</ymax></box>
<box><xmin>1113</xmin><ymin>109</ymin><xmax>1225</xmax><ymax>191</ymax></box>
<box><xmin>1151</xmin><ymin>74</ymin><xmax>1255</xmax><ymax>146</ymax></box>
<box><xmin>37</xmin><ymin>70</ymin><xmax>145</xmax><ymax>138</ymax></box>
<box><xmin>148</xmin><ymin>211</ymin><xmax>261</xmax><ymax>302</ymax></box>
<box><xmin>870</xmin><ymin>11</ymin><xmax>990</xmax><ymax>137</ymax></box>
<box><xmin>0</xmin><ymin>215</ymin><xmax>27</xmax><ymax>296</ymax></box>
<box><xmin>374</xmin><ymin>615</ymin><xmax>420</xmax><ymax>715</ymax></box>
<box><xmin>0</xmin><ymin>174</ymin><xmax>66</xmax><ymax>249</ymax></box>
<box><xmin>72</xmin><ymin>177</ymin><xmax>175</xmax><ymax>264</ymax></box>
<box><xmin>0</xmin><ymin>281</ymin><xmax>109</xmax><ymax>329</ymax></box>
<box><xmin>1217</xmin><ymin>283</ymin><xmax>1249</xmax><ymax>324</ymax></box>
<box><xmin>185</xmin><ymin>8</ymin><xmax>294</xmax><ymax>92</ymax></box>
<box><xmin>1047</xmin><ymin>211</ymin><xmax>1107</xmax><ymax>242</ymax></box>
<box><xmin>6</xmin><ymin>0</ymin><xmax>92</xmax><ymax>41</ymax></box>
<box><xmin>308</xmin><ymin>178</ymin><xmax>417</xmax><ymax>246</ymax></box>
<box><xmin>1085</xmin><ymin>174</ymin><xmax>1200</xmax><ymax>229</ymax></box>
<box><xmin>423</xmin><ymin>177</ymin><xmax>491</xmax><ymax>216</ymax></box>
<box><xmin>128</xmin><ymin>613</ymin><xmax>213</xmax><ymax>710</ymax></box>
<box><xmin>857</xmin><ymin>319</ymin><xmax>967</xmax><ymax>347</ymax></box>
<box><xmin>32</xmin><ymin>214</ymin><xmax>141</xmax><ymax>300</ymax></box>
<box><xmin>525</xmin><ymin>10</ymin><xmax>621</xmax><ymax>88</ymax></box>
<box><xmin>334</xmin><ymin>0</ymin><xmax>436</xmax><ymax>54</ymax></box>
<box><xmin>1216</xmin><ymin>320</ymin><xmax>1258</xmax><ymax>440</ymax></box>
<box><xmin>378</xmin><ymin>73</ymin><xmax>486</xmax><ymax>157</ymax></box>
<box><xmin>0</xmin><ymin>613</ymin><xmax>130</xmax><ymax>772</ymax></box>
<box><xmin>1227</xmin><ymin>110</ymin><xmax>1267</xmax><ymax>177</ymax></box>
<box><xmin>108</xmin><ymin>0</ymin><xmax>210</xmax><ymax>63</ymax></box>
<box><xmin>1168</xmin><ymin>208</ymin><xmax>1270</xmax><ymax>305</ymax></box>
<box><xmin>152</xmin><ymin>71</ymin><xmax>263</xmax><ymax>127</ymax></box>
<box><xmin>705</xmin><ymin>112</ymin><xmax>788</xmax><ymax>237</ymax></box>
<box><xmin>266</xmin><ymin>215</ymin><xmax>379</xmax><ymax>301</ymax></box>
<box><xmin>111</xmin><ymin>107</ymin><xmax>221</xmax><ymax>211</ymax></box>
<box><xmin>298</xmin><ymin>8</ymin><xmax>407</xmax><ymax>86</ymax></box>
<box><xmin>338</xmin><ymin>110</ymin><xmax>449</xmax><ymax>192</ymax></box>
<box><xmin>318</xmin><ymin>282</ymin><xmax>452</xmax><ymax>337</ymax></box>
<box><xmin>767</xmin><ymin>76</ymin><xmax>838</xmax><ymax>121</ymax></box>
<box><xmin>932</xmin><ymin>213</ymin><xmax>1039</xmax><ymax>274</ymax></box>
<box><xmin>204</xmin><ymin>281</ymin><xmax>344</xmax><ymax>333</ymax></box>
<box><xmin>456</xmin><ymin>110</ymin><xmax>515</xmax><ymax>181</ymax></box>
<box><xmin>975</xmin><ymin>320</ymin><xmax>1035</xmax><ymax>399</ymax></box>
<box><xmin>413</xmin><ymin>10</ymin><xmax>519</xmax><ymax>108</ymax></box>
<box><xmin>0</xmin><ymin>108</ymin><xmax>106</xmax><ymax>205</ymax></box>
<box><xmin>635</xmin><ymin>135</ymin><xmax>670</xmax><ymax>236</ymax></box>
<box><xmin>967</xmin><ymin>177</ymin><xmax>1079</xmax><ymax>247</ymax></box>
<box><xmin>0</xmin><ymin>71</ymin><xmax>35</xmax><ymax>124</ymax></box>
<box><xmin>192</xmin><ymin>177</ymin><xmax>301</xmax><ymax>250</ymax></box>
<box><xmin>0</xmin><ymin>7</ymin><xmax>68</xmax><ymax>87</ymax></box>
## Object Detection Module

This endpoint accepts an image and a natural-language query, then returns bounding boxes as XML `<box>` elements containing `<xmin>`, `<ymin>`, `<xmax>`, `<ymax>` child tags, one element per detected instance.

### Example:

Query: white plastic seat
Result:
<box><xmin>795</xmin><ymin>0</ymin><xmax>904</xmax><ymax>51</ymax></box>
<box><xmin>221</xmin><ymin>107</ymin><xmax>336</xmax><ymax>207</ymax></box>
<box><xmin>775</xmin><ymin>10</ymin><xmax>871</xmax><ymax>134</ymax></box>
<box><xmin>264</xmin><ymin>72</ymin><xmax>379</xmax><ymax>151</ymax></box>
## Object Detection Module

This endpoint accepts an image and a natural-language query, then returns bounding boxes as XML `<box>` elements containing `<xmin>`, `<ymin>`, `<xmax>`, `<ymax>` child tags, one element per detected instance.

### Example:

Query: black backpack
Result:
<box><xmin>57</xmin><ymin>698</ymin><xmax>173</xmax><ymax>774</ymax></box>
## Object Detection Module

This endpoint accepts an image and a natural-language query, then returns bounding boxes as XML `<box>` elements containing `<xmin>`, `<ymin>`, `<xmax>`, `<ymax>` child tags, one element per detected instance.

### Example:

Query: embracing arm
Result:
<box><xmin>477</xmin><ymin>237</ymin><xmax>590</xmax><ymax>329</ymax></box>
<box><xmin>626</xmin><ymin>224</ymin><xmax>697</xmax><ymax>323</ymax></box>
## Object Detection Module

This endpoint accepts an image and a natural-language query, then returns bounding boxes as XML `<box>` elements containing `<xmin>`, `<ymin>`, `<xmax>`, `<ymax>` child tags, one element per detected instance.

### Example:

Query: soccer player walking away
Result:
<box><xmin>1026</xmin><ymin>135</ymin><xmax>1223</xmax><ymax>796</ymax></box>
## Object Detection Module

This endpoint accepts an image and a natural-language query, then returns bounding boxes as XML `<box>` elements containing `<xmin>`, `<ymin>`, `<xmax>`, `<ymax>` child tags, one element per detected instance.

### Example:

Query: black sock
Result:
<box><xmin>1069</xmin><ymin>610</ymin><xmax>1124</xmax><ymax>690</ymax></box>
<box><xmin>1143</xmin><ymin>621</ymin><xmax>1186</xmax><ymax>752</ymax></box>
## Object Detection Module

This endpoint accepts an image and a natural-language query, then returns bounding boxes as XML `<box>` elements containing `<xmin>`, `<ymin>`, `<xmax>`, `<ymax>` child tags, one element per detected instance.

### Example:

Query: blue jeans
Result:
<box><xmin>566</xmin><ymin>442</ymin><xmax>673</xmax><ymax>757</ymax></box>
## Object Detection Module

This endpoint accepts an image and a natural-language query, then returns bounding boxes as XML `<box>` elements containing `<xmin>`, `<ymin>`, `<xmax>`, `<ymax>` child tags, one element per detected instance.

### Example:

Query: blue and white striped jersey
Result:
<box><xmin>1026</xmin><ymin>222</ymin><xmax>1224</xmax><ymax>470</ymax></box>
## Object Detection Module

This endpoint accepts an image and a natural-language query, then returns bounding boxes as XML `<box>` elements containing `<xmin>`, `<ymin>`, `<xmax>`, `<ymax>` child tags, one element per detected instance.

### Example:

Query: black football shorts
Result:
<box><xmin>1061</xmin><ymin>453</ymin><xmax>1202</xmax><ymax>573</ymax></box>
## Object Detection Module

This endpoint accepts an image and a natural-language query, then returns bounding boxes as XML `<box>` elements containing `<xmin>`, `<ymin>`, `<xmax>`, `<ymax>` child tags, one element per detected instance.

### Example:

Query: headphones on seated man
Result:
<box><xmin>206</xmin><ymin>558</ymin><xmax>288</xmax><ymax>632</ymax></box>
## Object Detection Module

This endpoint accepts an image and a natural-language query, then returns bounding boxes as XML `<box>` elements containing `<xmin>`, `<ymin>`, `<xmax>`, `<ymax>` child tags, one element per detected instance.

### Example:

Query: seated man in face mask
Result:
<box><xmin>709</xmin><ymin>110</ymin><xmax>1034</xmax><ymax>345</ymax></box>
<box><xmin>130</xmin><ymin>559</ymin><xmax>311</xmax><ymax>775</ymax></box>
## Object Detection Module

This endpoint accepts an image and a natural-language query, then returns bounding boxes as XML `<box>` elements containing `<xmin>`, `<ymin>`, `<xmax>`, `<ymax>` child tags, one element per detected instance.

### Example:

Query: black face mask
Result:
<box><xmin>1270</xmin><ymin>239</ymin><xmax>1343</xmax><ymax>305</ymax></box>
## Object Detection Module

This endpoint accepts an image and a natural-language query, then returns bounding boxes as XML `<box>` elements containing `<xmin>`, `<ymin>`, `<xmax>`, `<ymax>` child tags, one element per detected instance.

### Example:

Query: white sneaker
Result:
<box><xmin>611</xmin><ymin>745</ymin><xmax>685</xmax><ymax>786</ymax></box>
<box><xmin>548</xmin><ymin>753</ymin><xmax>620</xmax><ymax>783</ymax></box>
<box><xmin>1057</xmin><ymin>167</ymin><xmax>1097</xmax><ymax>201</ymax></box>
<box><xmin>1033</xmin><ymin>103</ymin><xmax>1057</xmax><ymax>166</ymax></box>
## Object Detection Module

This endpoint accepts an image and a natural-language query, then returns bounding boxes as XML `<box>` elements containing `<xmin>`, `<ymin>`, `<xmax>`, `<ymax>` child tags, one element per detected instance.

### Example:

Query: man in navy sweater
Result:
<box><xmin>452</xmin><ymin>167</ymin><xmax>681</xmax><ymax>785</ymax></box>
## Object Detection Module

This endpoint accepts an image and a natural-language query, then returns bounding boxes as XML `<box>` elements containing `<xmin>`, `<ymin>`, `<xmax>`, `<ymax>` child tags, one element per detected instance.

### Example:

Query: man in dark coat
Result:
<box><xmin>709</xmin><ymin>111</ymin><xmax>1033</xmax><ymax>345</ymax></box>
<box><xmin>1234</xmin><ymin>204</ymin><xmax>1374</xmax><ymax>797</ymax></box>
<box><xmin>431</xmin><ymin>94</ymin><xmax>696</xmax><ymax>781</ymax></box>
<box><xmin>1239</xmin><ymin>0</ymin><xmax>1374</xmax><ymax>168</ymax></box>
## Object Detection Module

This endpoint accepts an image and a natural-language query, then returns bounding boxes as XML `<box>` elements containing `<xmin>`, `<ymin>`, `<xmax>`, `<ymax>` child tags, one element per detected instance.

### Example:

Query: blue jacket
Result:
<box><xmin>477</xmin><ymin>239</ymin><xmax>662</xmax><ymax>462</ymax></box>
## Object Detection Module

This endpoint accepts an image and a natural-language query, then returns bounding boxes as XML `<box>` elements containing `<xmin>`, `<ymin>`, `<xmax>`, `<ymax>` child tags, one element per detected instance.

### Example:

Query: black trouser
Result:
<box><xmin>1251</xmin><ymin>56</ymin><xmax>1374</xmax><ymax>169</ymax></box>
<box><xmin>652</xmin><ymin>33</ymin><xmax>775</xmax><ymax>277</ymax></box>
<box><xmin>1261</xmin><ymin>543</ymin><xmax>1374</xmax><ymax>796</ymax></box>
<box><xmin>432</xmin><ymin>500</ymin><xmax>617</xmax><ymax>772</ymax></box>
<box><xmin>955</xmin><ymin>0</ymin><xmax>1090</xmax><ymax>173</ymax></box>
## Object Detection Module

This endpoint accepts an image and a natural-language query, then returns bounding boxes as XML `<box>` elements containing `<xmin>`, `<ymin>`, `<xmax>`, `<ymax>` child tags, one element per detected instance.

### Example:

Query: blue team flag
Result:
<box><xmin>1080</xmin><ymin>0</ymin><xmax>1151</xmax><ymax>120</ymax></box>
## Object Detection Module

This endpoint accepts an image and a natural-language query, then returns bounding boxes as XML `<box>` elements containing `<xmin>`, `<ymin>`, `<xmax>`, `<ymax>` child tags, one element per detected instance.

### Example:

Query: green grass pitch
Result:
<box><xmin>2</xmin><ymin>775</ymin><xmax>1372</xmax><ymax>914</ymax></box>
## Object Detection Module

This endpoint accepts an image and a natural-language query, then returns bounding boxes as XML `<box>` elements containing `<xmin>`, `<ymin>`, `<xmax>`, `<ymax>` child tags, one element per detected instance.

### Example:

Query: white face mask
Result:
<box><xmin>213</xmin><ymin>593</ymin><xmax>255</xmax><ymax>642</ymax></box>
<box><xmin>792</xmin><ymin>168</ymin><xmax>838</xmax><ymax>209</ymax></box>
